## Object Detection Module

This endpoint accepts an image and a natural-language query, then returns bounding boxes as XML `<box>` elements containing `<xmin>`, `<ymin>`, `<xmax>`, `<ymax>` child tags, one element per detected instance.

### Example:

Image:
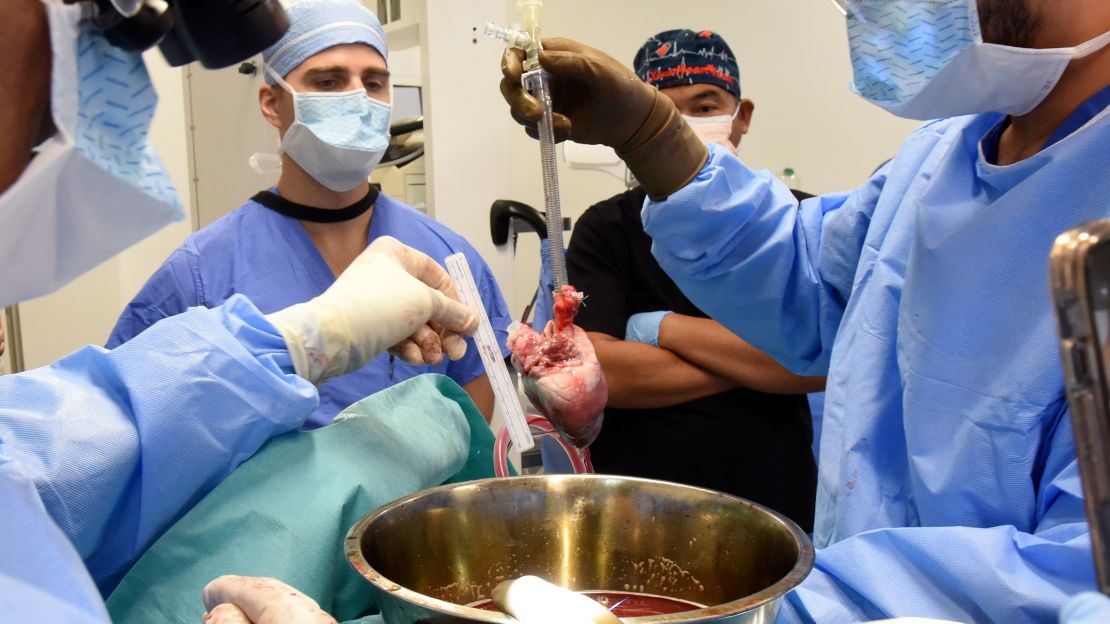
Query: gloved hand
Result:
<box><xmin>266</xmin><ymin>236</ymin><xmax>478</xmax><ymax>385</ymax></box>
<box><xmin>500</xmin><ymin>37</ymin><xmax>707</xmax><ymax>200</ymax></box>
<box><xmin>202</xmin><ymin>576</ymin><xmax>337</xmax><ymax>624</ymax></box>
<box><xmin>1060</xmin><ymin>592</ymin><xmax>1110</xmax><ymax>623</ymax></box>
<box><xmin>492</xmin><ymin>575</ymin><xmax>621</xmax><ymax>624</ymax></box>
<box><xmin>624</xmin><ymin>310</ymin><xmax>672</xmax><ymax>348</ymax></box>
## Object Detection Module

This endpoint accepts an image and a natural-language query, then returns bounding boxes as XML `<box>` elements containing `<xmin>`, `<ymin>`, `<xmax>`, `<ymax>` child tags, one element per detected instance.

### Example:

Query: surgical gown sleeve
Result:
<box><xmin>0</xmin><ymin>294</ymin><xmax>318</xmax><ymax>597</ymax></box>
<box><xmin>641</xmin><ymin>143</ymin><xmax>888</xmax><ymax>375</ymax></box>
<box><xmin>779</xmin><ymin>408</ymin><xmax>1093</xmax><ymax>623</ymax></box>
<box><xmin>0</xmin><ymin>459</ymin><xmax>109</xmax><ymax>623</ymax></box>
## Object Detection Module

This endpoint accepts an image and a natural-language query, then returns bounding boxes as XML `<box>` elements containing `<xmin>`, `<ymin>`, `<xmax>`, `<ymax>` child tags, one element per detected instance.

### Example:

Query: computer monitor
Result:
<box><xmin>392</xmin><ymin>84</ymin><xmax>422</xmax><ymax>120</ymax></box>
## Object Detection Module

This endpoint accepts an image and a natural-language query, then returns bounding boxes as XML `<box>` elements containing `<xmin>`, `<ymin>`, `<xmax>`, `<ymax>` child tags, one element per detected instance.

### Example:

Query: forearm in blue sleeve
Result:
<box><xmin>0</xmin><ymin>294</ymin><xmax>318</xmax><ymax>594</ymax></box>
<box><xmin>0</xmin><ymin>460</ymin><xmax>109</xmax><ymax>623</ymax></box>
<box><xmin>780</xmin><ymin>421</ymin><xmax>1094</xmax><ymax>624</ymax></box>
<box><xmin>781</xmin><ymin>521</ymin><xmax>1092</xmax><ymax>623</ymax></box>
<box><xmin>642</xmin><ymin>144</ymin><xmax>882</xmax><ymax>375</ymax></box>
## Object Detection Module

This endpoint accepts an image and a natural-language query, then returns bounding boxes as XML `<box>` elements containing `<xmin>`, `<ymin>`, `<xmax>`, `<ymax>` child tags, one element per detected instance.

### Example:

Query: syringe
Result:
<box><xmin>485</xmin><ymin>0</ymin><xmax>569</xmax><ymax>289</ymax></box>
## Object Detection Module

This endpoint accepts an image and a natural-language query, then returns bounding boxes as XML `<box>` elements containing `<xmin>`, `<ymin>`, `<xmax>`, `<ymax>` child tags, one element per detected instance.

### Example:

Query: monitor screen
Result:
<box><xmin>393</xmin><ymin>85</ymin><xmax>423</xmax><ymax>120</ymax></box>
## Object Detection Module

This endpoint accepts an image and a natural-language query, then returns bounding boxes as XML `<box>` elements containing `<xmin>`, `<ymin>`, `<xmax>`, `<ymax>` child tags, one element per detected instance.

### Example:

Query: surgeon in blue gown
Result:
<box><xmin>0</xmin><ymin>0</ymin><xmax>478</xmax><ymax>621</ymax></box>
<box><xmin>107</xmin><ymin>0</ymin><xmax>511</xmax><ymax>429</ymax></box>
<box><xmin>499</xmin><ymin>1</ymin><xmax>1110</xmax><ymax>622</ymax></box>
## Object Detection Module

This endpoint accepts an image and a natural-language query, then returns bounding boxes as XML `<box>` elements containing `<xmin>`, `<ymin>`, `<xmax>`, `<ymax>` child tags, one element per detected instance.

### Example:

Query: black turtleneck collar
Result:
<box><xmin>252</xmin><ymin>186</ymin><xmax>379</xmax><ymax>223</ymax></box>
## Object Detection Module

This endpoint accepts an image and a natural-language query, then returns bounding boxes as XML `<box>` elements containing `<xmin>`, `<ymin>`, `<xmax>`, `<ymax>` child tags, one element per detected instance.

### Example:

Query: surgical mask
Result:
<box><xmin>265</xmin><ymin>66</ymin><xmax>391</xmax><ymax>192</ymax></box>
<box><xmin>844</xmin><ymin>0</ymin><xmax>1110</xmax><ymax>120</ymax></box>
<box><xmin>0</xmin><ymin>1</ymin><xmax>183</xmax><ymax>308</ymax></box>
<box><xmin>683</xmin><ymin>103</ymin><xmax>741</xmax><ymax>154</ymax></box>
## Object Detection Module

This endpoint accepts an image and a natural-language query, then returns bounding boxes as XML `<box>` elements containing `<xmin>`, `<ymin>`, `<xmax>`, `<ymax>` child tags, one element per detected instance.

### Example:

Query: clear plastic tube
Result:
<box><xmin>523</xmin><ymin>69</ymin><xmax>568</xmax><ymax>289</ymax></box>
<box><xmin>484</xmin><ymin>22</ymin><xmax>529</xmax><ymax>49</ymax></box>
<box><xmin>518</xmin><ymin>0</ymin><xmax>543</xmax><ymax>71</ymax></box>
<box><xmin>486</xmin><ymin>1</ymin><xmax>568</xmax><ymax>290</ymax></box>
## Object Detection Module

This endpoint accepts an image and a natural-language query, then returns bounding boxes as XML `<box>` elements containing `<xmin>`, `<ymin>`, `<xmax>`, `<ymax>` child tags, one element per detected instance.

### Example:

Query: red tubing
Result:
<box><xmin>494</xmin><ymin>413</ymin><xmax>593</xmax><ymax>477</ymax></box>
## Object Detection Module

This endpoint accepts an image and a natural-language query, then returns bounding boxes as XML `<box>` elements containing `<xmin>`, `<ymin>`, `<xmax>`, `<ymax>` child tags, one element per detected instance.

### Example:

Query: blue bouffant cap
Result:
<box><xmin>262</xmin><ymin>0</ymin><xmax>388</xmax><ymax>83</ymax></box>
<box><xmin>633</xmin><ymin>29</ymin><xmax>741</xmax><ymax>98</ymax></box>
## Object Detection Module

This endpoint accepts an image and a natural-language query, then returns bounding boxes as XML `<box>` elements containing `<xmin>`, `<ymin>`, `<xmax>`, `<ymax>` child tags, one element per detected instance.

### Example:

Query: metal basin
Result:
<box><xmin>346</xmin><ymin>475</ymin><xmax>813</xmax><ymax>623</ymax></box>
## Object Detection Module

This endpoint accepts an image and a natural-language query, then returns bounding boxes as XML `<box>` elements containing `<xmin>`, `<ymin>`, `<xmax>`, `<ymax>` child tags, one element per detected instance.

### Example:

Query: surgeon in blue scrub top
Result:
<box><xmin>107</xmin><ymin>0</ymin><xmax>511</xmax><ymax>429</ymax></box>
<box><xmin>0</xmin><ymin>0</ymin><xmax>480</xmax><ymax>621</ymax></box>
<box><xmin>501</xmin><ymin>1</ymin><xmax>1110</xmax><ymax>622</ymax></box>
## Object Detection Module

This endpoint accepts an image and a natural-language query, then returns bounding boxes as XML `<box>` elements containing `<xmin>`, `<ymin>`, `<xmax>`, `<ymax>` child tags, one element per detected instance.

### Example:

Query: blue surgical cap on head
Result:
<box><xmin>262</xmin><ymin>0</ymin><xmax>388</xmax><ymax>83</ymax></box>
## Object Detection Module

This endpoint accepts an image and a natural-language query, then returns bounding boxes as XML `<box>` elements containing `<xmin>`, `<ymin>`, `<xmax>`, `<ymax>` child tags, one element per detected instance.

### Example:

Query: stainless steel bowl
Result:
<box><xmin>346</xmin><ymin>475</ymin><xmax>813</xmax><ymax>623</ymax></box>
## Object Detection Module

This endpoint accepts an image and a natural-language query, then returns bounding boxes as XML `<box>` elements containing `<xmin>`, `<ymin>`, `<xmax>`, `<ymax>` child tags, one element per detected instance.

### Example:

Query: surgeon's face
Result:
<box><xmin>977</xmin><ymin>0</ymin><xmax>1039</xmax><ymax>47</ymax></box>
<box><xmin>662</xmin><ymin>83</ymin><xmax>754</xmax><ymax>149</ymax></box>
<box><xmin>259</xmin><ymin>43</ymin><xmax>391</xmax><ymax>136</ymax></box>
<box><xmin>0</xmin><ymin>0</ymin><xmax>56</xmax><ymax>196</ymax></box>
<box><xmin>978</xmin><ymin>0</ymin><xmax>1110</xmax><ymax>49</ymax></box>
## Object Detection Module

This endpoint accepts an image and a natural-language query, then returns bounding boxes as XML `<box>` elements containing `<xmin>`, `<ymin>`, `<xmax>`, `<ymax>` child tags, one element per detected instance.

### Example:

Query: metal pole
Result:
<box><xmin>4</xmin><ymin>305</ymin><xmax>25</xmax><ymax>374</ymax></box>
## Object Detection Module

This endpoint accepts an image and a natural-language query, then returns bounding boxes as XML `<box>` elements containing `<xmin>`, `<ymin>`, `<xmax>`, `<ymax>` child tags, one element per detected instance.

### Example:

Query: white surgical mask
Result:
<box><xmin>0</xmin><ymin>0</ymin><xmax>183</xmax><ymax>308</ymax></box>
<box><xmin>265</xmin><ymin>65</ymin><xmax>392</xmax><ymax>192</ymax></box>
<box><xmin>683</xmin><ymin>103</ymin><xmax>740</xmax><ymax>154</ymax></box>
<box><xmin>844</xmin><ymin>0</ymin><xmax>1110</xmax><ymax>120</ymax></box>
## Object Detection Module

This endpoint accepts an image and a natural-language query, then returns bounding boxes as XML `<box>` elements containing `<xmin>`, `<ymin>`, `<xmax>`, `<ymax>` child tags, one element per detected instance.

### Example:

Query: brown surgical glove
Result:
<box><xmin>500</xmin><ymin>37</ymin><xmax>708</xmax><ymax>200</ymax></box>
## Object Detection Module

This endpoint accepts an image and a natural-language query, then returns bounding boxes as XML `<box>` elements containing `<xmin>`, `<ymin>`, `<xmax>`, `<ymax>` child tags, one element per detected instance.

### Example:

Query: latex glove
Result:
<box><xmin>500</xmin><ymin>37</ymin><xmax>706</xmax><ymax>200</ymax></box>
<box><xmin>202</xmin><ymin>576</ymin><xmax>337</xmax><ymax>624</ymax></box>
<box><xmin>204</xmin><ymin>604</ymin><xmax>252</xmax><ymax>624</ymax></box>
<box><xmin>624</xmin><ymin>310</ymin><xmax>672</xmax><ymax>348</ymax></box>
<box><xmin>266</xmin><ymin>236</ymin><xmax>478</xmax><ymax>385</ymax></box>
<box><xmin>1060</xmin><ymin>592</ymin><xmax>1110</xmax><ymax>623</ymax></box>
<box><xmin>492</xmin><ymin>575</ymin><xmax>621</xmax><ymax>624</ymax></box>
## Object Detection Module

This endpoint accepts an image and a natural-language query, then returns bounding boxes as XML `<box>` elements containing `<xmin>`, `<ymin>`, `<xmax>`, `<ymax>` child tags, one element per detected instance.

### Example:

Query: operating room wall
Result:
<box><xmin>9</xmin><ymin>0</ymin><xmax>926</xmax><ymax>369</ymax></box>
<box><xmin>15</xmin><ymin>54</ymin><xmax>194</xmax><ymax>370</ymax></box>
<box><xmin>503</xmin><ymin>0</ymin><xmax>923</xmax><ymax>318</ymax></box>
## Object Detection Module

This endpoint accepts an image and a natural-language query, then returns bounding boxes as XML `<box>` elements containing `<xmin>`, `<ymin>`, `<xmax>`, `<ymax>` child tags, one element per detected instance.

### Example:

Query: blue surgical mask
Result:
<box><xmin>266</xmin><ymin>65</ymin><xmax>392</xmax><ymax>192</ymax></box>
<box><xmin>0</xmin><ymin>1</ymin><xmax>183</xmax><ymax>308</ymax></box>
<box><xmin>843</xmin><ymin>0</ymin><xmax>1110</xmax><ymax>120</ymax></box>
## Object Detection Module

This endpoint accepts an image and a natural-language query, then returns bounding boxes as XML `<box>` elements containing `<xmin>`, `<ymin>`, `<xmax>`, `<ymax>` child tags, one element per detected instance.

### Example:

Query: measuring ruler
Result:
<box><xmin>445</xmin><ymin>253</ymin><xmax>534</xmax><ymax>451</ymax></box>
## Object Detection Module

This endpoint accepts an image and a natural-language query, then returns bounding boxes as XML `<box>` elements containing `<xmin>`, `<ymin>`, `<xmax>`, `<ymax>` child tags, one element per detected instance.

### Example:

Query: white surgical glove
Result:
<box><xmin>266</xmin><ymin>236</ymin><xmax>479</xmax><ymax>385</ymax></box>
<box><xmin>492</xmin><ymin>575</ymin><xmax>621</xmax><ymax>624</ymax></box>
<box><xmin>203</xmin><ymin>576</ymin><xmax>337</xmax><ymax>624</ymax></box>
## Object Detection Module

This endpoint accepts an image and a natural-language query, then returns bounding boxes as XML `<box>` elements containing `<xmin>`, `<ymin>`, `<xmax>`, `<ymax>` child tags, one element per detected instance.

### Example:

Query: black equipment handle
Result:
<box><xmin>490</xmin><ymin>200</ymin><xmax>549</xmax><ymax>245</ymax></box>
